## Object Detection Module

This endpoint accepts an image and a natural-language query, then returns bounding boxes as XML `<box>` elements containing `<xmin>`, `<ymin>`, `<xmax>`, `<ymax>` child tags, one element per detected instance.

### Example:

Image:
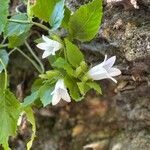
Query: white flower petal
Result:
<box><xmin>88</xmin><ymin>55</ymin><xmax>108</xmax><ymax>73</ymax></box>
<box><xmin>61</xmin><ymin>90</ymin><xmax>71</xmax><ymax>103</ymax></box>
<box><xmin>88</xmin><ymin>64</ymin><xmax>103</xmax><ymax>74</ymax></box>
<box><xmin>55</xmin><ymin>79</ymin><xmax>65</xmax><ymax>89</ymax></box>
<box><xmin>51</xmin><ymin>79</ymin><xmax>71</xmax><ymax>105</ymax></box>
<box><xmin>52</xmin><ymin>91</ymin><xmax>61</xmax><ymax>105</ymax></box>
<box><xmin>108</xmin><ymin>67</ymin><xmax>121</xmax><ymax>77</ymax></box>
<box><xmin>104</xmin><ymin>56</ymin><xmax>116</xmax><ymax>70</ymax></box>
<box><xmin>42</xmin><ymin>35</ymin><xmax>53</xmax><ymax>44</ymax></box>
<box><xmin>102</xmin><ymin>55</ymin><xmax>108</xmax><ymax>64</ymax></box>
<box><xmin>42</xmin><ymin>50</ymin><xmax>52</xmax><ymax>58</ymax></box>
<box><xmin>37</xmin><ymin>43</ymin><xmax>50</xmax><ymax>50</ymax></box>
<box><xmin>53</xmin><ymin>41</ymin><xmax>62</xmax><ymax>50</ymax></box>
<box><xmin>107</xmin><ymin>74</ymin><xmax>117</xmax><ymax>83</ymax></box>
<box><xmin>89</xmin><ymin>67</ymin><xmax>108</xmax><ymax>80</ymax></box>
<box><xmin>37</xmin><ymin>35</ymin><xmax>62</xmax><ymax>58</ymax></box>
<box><xmin>99</xmin><ymin>55</ymin><xmax>108</xmax><ymax>67</ymax></box>
<box><xmin>88</xmin><ymin>55</ymin><xmax>121</xmax><ymax>83</ymax></box>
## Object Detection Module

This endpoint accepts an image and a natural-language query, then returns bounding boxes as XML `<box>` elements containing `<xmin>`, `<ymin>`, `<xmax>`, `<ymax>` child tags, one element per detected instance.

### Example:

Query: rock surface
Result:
<box><xmin>32</xmin><ymin>1</ymin><xmax>150</xmax><ymax>149</ymax></box>
<box><xmin>9</xmin><ymin>0</ymin><xmax>150</xmax><ymax>150</ymax></box>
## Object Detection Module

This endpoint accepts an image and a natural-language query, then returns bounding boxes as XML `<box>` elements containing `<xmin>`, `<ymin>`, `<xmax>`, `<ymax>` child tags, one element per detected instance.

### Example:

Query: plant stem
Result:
<box><xmin>25</xmin><ymin>41</ymin><xmax>45</xmax><ymax>73</ymax></box>
<box><xmin>0</xmin><ymin>44</ymin><xmax>8</xmax><ymax>48</ymax></box>
<box><xmin>8</xmin><ymin>19</ymin><xmax>50</xmax><ymax>31</ymax></box>
<box><xmin>8</xmin><ymin>48</ymin><xmax>16</xmax><ymax>55</ymax></box>
<box><xmin>0</xmin><ymin>59</ymin><xmax>8</xmax><ymax>90</ymax></box>
<box><xmin>8</xmin><ymin>19</ymin><xmax>31</xmax><ymax>24</ymax></box>
<box><xmin>31</xmin><ymin>21</ymin><xmax>50</xmax><ymax>31</ymax></box>
<box><xmin>2</xmin><ymin>38</ymin><xmax>7</xmax><ymax>44</ymax></box>
<box><xmin>15</xmin><ymin>48</ymin><xmax>43</xmax><ymax>73</ymax></box>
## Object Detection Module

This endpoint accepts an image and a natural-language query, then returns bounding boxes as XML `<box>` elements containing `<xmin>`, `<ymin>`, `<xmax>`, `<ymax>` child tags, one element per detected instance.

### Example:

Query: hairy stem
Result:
<box><xmin>0</xmin><ymin>44</ymin><xmax>9</xmax><ymax>48</ymax></box>
<box><xmin>31</xmin><ymin>21</ymin><xmax>50</xmax><ymax>31</ymax></box>
<box><xmin>15</xmin><ymin>48</ymin><xmax>43</xmax><ymax>73</ymax></box>
<box><xmin>8</xmin><ymin>19</ymin><xmax>31</xmax><ymax>24</ymax></box>
<box><xmin>8</xmin><ymin>19</ymin><xmax>50</xmax><ymax>31</ymax></box>
<box><xmin>8</xmin><ymin>48</ymin><xmax>16</xmax><ymax>55</ymax></box>
<box><xmin>25</xmin><ymin>41</ymin><xmax>45</xmax><ymax>73</ymax></box>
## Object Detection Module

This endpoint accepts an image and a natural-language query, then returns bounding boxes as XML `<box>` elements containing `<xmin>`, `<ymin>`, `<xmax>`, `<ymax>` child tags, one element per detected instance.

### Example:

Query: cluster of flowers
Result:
<box><xmin>37</xmin><ymin>35</ymin><xmax>121</xmax><ymax>105</ymax></box>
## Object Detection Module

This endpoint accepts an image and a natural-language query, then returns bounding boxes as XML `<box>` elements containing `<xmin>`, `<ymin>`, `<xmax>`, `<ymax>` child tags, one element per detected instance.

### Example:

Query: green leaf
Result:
<box><xmin>0</xmin><ymin>49</ymin><xmax>9</xmax><ymax>73</ymax></box>
<box><xmin>50</xmin><ymin>0</ymin><xmax>65</xmax><ymax>30</ymax></box>
<box><xmin>65</xmin><ymin>39</ymin><xmax>84</xmax><ymax>68</ymax></box>
<box><xmin>39</xmin><ymin>70</ymin><xmax>61</xmax><ymax>80</ymax></box>
<box><xmin>8</xmin><ymin>32</ymin><xmax>29</xmax><ymax>48</ymax></box>
<box><xmin>23</xmin><ymin>107</ymin><xmax>36</xmax><ymax>150</ymax></box>
<box><xmin>48</xmin><ymin>55</ymin><xmax>57</xmax><ymax>65</ymax></box>
<box><xmin>5</xmin><ymin>13</ymin><xmax>31</xmax><ymax>37</ymax></box>
<box><xmin>0</xmin><ymin>0</ymin><xmax>9</xmax><ymax>34</ymax></box>
<box><xmin>75</xmin><ymin>61</ymin><xmax>88</xmax><ymax>78</ymax></box>
<box><xmin>87</xmin><ymin>81</ymin><xmax>102</xmax><ymax>94</ymax></box>
<box><xmin>68</xmin><ymin>0</ymin><xmax>103</xmax><ymax>42</ymax></box>
<box><xmin>39</xmin><ymin>83</ymin><xmax>54</xmax><ymax>107</ymax></box>
<box><xmin>61</xmin><ymin>6</ymin><xmax>71</xmax><ymax>28</ymax></box>
<box><xmin>64</xmin><ymin>75</ymin><xmax>82</xmax><ymax>101</ymax></box>
<box><xmin>31</xmin><ymin>0</ymin><xmax>57</xmax><ymax>22</ymax></box>
<box><xmin>52</xmin><ymin>57</ymin><xmax>74</xmax><ymax>76</ymax></box>
<box><xmin>77</xmin><ymin>82</ymin><xmax>90</xmax><ymax>95</ymax></box>
<box><xmin>31</xmin><ymin>79</ymin><xmax>44</xmax><ymax>92</ymax></box>
<box><xmin>0</xmin><ymin>89</ymin><xmax>21</xmax><ymax>149</ymax></box>
<box><xmin>23</xmin><ymin>91</ymin><xmax>39</xmax><ymax>107</ymax></box>
<box><xmin>77</xmin><ymin>81</ymin><xmax>102</xmax><ymax>95</ymax></box>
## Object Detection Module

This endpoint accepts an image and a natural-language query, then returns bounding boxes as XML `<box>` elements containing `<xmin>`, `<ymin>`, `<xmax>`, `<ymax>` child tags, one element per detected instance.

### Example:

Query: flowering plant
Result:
<box><xmin>0</xmin><ymin>0</ymin><xmax>121</xmax><ymax>149</ymax></box>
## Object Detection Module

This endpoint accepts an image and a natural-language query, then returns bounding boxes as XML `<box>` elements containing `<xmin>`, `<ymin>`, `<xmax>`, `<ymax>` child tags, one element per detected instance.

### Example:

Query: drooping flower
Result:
<box><xmin>88</xmin><ymin>55</ymin><xmax>121</xmax><ymax>83</ymax></box>
<box><xmin>51</xmin><ymin>79</ymin><xmax>71</xmax><ymax>105</ymax></box>
<box><xmin>37</xmin><ymin>35</ymin><xmax>62</xmax><ymax>58</ymax></box>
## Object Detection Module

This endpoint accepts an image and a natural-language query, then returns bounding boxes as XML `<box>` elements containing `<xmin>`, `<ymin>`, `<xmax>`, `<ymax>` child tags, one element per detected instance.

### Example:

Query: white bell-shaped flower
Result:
<box><xmin>51</xmin><ymin>79</ymin><xmax>71</xmax><ymax>105</ymax></box>
<box><xmin>37</xmin><ymin>35</ymin><xmax>62</xmax><ymax>58</ymax></box>
<box><xmin>88</xmin><ymin>55</ymin><xmax>121</xmax><ymax>83</ymax></box>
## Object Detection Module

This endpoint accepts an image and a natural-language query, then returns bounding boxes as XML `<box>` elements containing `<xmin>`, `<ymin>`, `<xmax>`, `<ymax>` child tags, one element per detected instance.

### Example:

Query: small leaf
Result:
<box><xmin>87</xmin><ymin>81</ymin><xmax>102</xmax><ymax>94</ymax></box>
<box><xmin>8</xmin><ymin>32</ymin><xmax>29</xmax><ymax>48</ymax></box>
<box><xmin>65</xmin><ymin>39</ymin><xmax>84</xmax><ymax>68</ymax></box>
<box><xmin>69</xmin><ymin>0</ymin><xmax>103</xmax><ymax>42</ymax></box>
<box><xmin>0</xmin><ymin>0</ymin><xmax>9</xmax><ymax>34</ymax></box>
<box><xmin>61</xmin><ymin>6</ymin><xmax>71</xmax><ymax>28</ymax></box>
<box><xmin>31</xmin><ymin>79</ymin><xmax>44</xmax><ymax>92</ymax></box>
<box><xmin>23</xmin><ymin>91</ymin><xmax>39</xmax><ymax>107</ymax></box>
<box><xmin>50</xmin><ymin>0</ymin><xmax>65</xmax><ymax>30</ymax></box>
<box><xmin>5</xmin><ymin>13</ymin><xmax>31</xmax><ymax>37</ymax></box>
<box><xmin>39</xmin><ymin>83</ymin><xmax>54</xmax><ymax>107</ymax></box>
<box><xmin>64</xmin><ymin>75</ymin><xmax>82</xmax><ymax>101</ymax></box>
<box><xmin>0</xmin><ymin>49</ymin><xmax>9</xmax><ymax>73</ymax></box>
<box><xmin>39</xmin><ymin>70</ymin><xmax>61</xmax><ymax>80</ymax></box>
<box><xmin>52</xmin><ymin>57</ymin><xmax>74</xmax><ymax>76</ymax></box>
<box><xmin>0</xmin><ymin>89</ymin><xmax>21</xmax><ymax>149</ymax></box>
<box><xmin>31</xmin><ymin>0</ymin><xmax>57</xmax><ymax>22</ymax></box>
<box><xmin>77</xmin><ymin>82</ymin><xmax>90</xmax><ymax>95</ymax></box>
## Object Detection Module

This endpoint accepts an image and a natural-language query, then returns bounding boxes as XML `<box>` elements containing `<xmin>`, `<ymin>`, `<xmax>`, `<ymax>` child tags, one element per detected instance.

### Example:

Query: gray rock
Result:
<box><xmin>109</xmin><ymin>130</ymin><xmax>150</xmax><ymax>150</ymax></box>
